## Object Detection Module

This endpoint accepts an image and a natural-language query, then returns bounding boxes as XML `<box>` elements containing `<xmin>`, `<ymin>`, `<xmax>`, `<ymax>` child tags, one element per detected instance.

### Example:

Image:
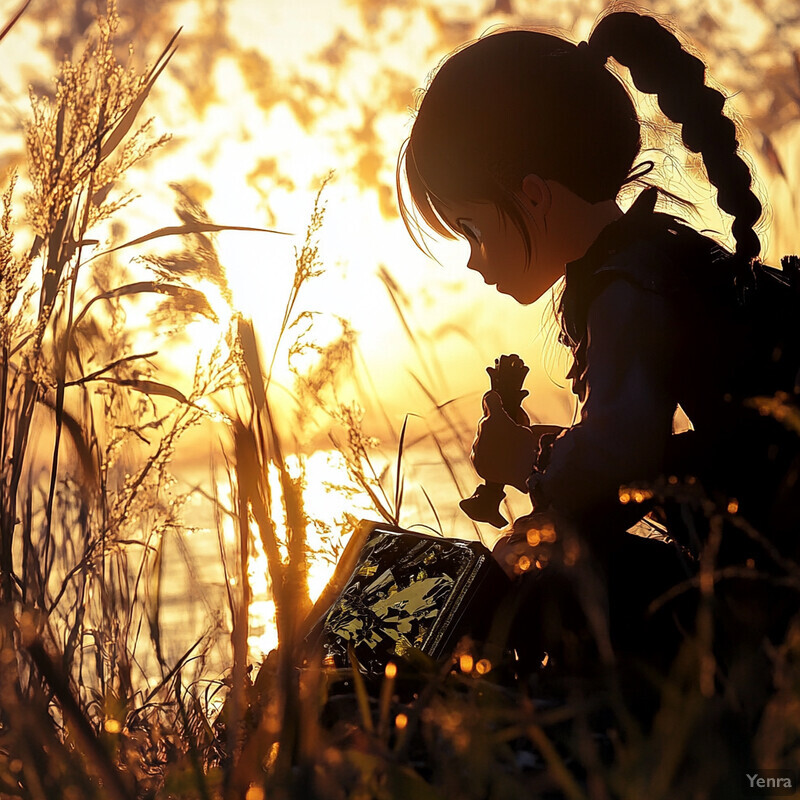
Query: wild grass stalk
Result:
<box><xmin>218</xmin><ymin>180</ymin><xmax>343</xmax><ymax>796</ymax></box>
<box><xmin>0</xmin><ymin>5</ymin><xmax>281</xmax><ymax>797</ymax></box>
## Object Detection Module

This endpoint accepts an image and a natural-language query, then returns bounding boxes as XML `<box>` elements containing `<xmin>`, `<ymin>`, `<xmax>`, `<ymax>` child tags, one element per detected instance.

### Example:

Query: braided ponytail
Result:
<box><xmin>588</xmin><ymin>12</ymin><xmax>763</xmax><ymax>269</ymax></box>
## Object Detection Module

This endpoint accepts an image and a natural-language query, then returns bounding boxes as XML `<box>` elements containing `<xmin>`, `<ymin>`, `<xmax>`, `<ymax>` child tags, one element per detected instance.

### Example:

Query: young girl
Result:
<box><xmin>397</xmin><ymin>12</ymin><xmax>798</xmax><ymax>676</ymax></box>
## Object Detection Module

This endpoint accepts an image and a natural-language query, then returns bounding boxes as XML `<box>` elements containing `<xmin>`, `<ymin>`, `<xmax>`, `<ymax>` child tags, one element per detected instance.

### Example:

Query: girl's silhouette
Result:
<box><xmin>397</xmin><ymin>11</ymin><xmax>799</xmax><ymax>686</ymax></box>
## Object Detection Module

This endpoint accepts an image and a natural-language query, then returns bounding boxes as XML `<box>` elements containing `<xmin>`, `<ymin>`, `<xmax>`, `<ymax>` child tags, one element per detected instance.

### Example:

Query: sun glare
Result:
<box><xmin>246</xmin><ymin>449</ymin><xmax>379</xmax><ymax>659</ymax></box>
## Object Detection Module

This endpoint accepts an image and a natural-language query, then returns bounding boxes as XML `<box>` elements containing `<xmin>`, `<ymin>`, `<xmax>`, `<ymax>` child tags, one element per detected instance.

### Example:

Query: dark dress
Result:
<box><xmin>532</xmin><ymin>186</ymin><xmax>799</xmax><ymax>554</ymax></box>
<box><xmin>512</xmin><ymin>187</ymin><xmax>800</xmax><ymax>690</ymax></box>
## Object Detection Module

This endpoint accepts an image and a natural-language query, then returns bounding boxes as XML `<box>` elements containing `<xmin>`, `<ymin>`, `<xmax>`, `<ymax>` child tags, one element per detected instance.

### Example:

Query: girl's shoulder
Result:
<box><xmin>560</xmin><ymin>189</ymin><xmax>732</xmax><ymax>346</ymax></box>
<box><xmin>590</xmin><ymin>218</ymin><xmax>728</xmax><ymax>294</ymax></box>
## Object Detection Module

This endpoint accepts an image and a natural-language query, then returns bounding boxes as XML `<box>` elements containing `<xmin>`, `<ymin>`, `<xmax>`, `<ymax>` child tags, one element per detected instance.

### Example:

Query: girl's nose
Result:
<box><xmin>466</xmin><ymin>249</ymin><xmax>484</xmax><ymax>275</ymax></box>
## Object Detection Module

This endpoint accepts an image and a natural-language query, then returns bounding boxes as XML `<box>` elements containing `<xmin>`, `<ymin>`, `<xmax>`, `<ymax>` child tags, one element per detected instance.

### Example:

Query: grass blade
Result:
<box><xmin>89</xmin><ymin>220</ymin><xmax>291</xmax><ymax>264</ymax></box>
<box><xmin>97</xmin><ymin>28</ymin><xmax>181</xmax><ymax>163</ymax></box>
<box><xmin>94</xmin><ymin>377</ymin><xmax>191</xmax><ymax>405</ymax></box>
<box><xmin>74</xmin><ymin>281</ymin><xmax>214</xmax><ymax>328</ymax></box>
<box><xmin>393</xmin><ymin>413</ymin><xmax>417</xmax><ymax>527</ymax></box>
<box><xmin>347</xmin><ymin>646</ymin><xmax>374</xmax><ymax>733</ymax></box>
<box><xmin>238</xmin><ymin>317</ymin><xmax>267</xmax><ymax>412</ymax></box>
<box><xmin>25</xmin><ymin>639</ymin><xmax>135</xmax><ymax>800</ymax></box>
<box><xmin>0</xmin><ymin>0</ymin><xmax>31</xmax><ymax>45</ymax></box>
<box><xmin>419</xmin><ymin>484</ymin><xmax>443</xmax><ymax>535</ymax></box>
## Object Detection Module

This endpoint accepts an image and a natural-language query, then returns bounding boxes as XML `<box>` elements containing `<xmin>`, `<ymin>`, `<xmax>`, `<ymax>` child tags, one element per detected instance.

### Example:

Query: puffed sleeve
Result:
<box><xmin>529</xmin><ymin>275</ymin><xmax>682</xmax><ymax>534</ymax></box>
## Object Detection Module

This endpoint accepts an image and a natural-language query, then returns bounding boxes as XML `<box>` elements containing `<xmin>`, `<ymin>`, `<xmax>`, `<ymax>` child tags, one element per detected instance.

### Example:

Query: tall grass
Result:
<box><xmin>0</xmin><ymin>5</ymin><xmax>264</xmax><ymax>798</ymax></box>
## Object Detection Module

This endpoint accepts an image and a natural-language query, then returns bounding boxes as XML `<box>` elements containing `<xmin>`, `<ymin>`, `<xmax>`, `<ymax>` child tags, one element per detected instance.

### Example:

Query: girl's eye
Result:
<box><xmin>457</xmin><ymin>218</ymin><xmax>481</xmax><ymax>243</ymax></box>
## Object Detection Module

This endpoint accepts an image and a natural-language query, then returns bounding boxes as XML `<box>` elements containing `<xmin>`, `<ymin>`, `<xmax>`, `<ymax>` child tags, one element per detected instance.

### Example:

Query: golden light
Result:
<box><xmin>540</xmin><ymin>525</ymin><xmax>557</xmax><ymax>543</ymax></box>
<box><xmin>385</xmin><ymin>661</ymin><xmax>397</xmax><ymax>680</ymax></box>
<box><xmin>727</xmin><ymin>499</ymin><xmax>739</xmax><ymax>514</ymax></box>
<box><xmin>459</xmin><ymin>654</ymin><xmax>474</xmax><ymax>674</ymax></box>
<box><xmin>475</xmin><ymin>658</ymin><xmax>492</xmax><ymax>675</ymax></box>
<box><xmin>264</xmin><ymin>742</ymin><xmax>280</xmax><ymax>770</ymax></box>
<box><xmin>395</xmin><ymin>712</ymin><xmax>409</xmax><ymax>730</ymax></box>
<box><xmin>246</xmin><ymin>450</ymin><xmax>380</xmax><ymax>659</ymax></box>
<box><xmin>104</xmin><ymin>719</ymin><xmax>122</xmax><ymax>734</ymax></box>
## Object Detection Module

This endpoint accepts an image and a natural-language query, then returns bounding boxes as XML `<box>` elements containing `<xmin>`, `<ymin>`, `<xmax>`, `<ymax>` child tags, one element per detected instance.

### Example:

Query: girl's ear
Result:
<box><xmin>520</xmin><ymin>174</ymin><xmax>552</xmax><ymax>215</ymax></box>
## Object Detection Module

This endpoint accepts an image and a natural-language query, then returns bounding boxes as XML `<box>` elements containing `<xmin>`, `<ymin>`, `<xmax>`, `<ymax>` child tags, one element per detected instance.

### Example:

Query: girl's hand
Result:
<box><xmin>471</xmin><ymin>391</ymin><xmax>538</xmax><ymax>492</ymax></box>
<box><xmin>491</xmin><ymin>510</ymin><xmax>568</xmax><ymax>580</ymax></box>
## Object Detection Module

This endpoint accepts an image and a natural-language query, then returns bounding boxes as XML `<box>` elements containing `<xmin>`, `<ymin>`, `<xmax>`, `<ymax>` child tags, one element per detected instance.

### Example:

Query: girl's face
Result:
<box><xmin>441</xmin><ymin>199</ymin><xmax>563</xmax><ymax>305</ymax></box>
<box><xmin>441</xmin><ymin>178</ymin><xmax>622</xmax><ymax>305</ymax></box>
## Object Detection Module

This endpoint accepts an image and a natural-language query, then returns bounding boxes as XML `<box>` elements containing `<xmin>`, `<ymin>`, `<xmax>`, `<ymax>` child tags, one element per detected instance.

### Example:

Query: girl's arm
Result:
<box><xmin>532</xmin><ymin>275</ymin><xmax>680</xmax><ymax>530</ymax></box>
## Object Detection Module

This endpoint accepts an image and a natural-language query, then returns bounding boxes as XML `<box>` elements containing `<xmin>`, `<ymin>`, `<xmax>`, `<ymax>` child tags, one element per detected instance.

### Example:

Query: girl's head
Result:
<box><xmin>398</xmin><ymin>12</ymin><xmax>762</xmax><ymax>300</ymax></box>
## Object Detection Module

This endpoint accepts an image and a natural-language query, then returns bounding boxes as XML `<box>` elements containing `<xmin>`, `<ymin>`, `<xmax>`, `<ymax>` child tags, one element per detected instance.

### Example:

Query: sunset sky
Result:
<box><xmin>2</xmin><ymin>0</ymin><xmax>797</xmax><ymax>451</ymax></box>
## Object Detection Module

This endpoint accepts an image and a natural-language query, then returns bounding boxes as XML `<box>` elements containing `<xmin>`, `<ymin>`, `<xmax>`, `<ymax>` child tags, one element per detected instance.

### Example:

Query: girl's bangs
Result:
<box><xmin>397</xmin><ymin>137</ymin><xmax>469</xmax><ymax>255</ymax></box>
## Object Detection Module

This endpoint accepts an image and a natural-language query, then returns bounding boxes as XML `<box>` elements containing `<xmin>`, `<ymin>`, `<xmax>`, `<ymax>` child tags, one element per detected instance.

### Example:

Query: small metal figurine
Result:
<box><xmin>460</xmin><ymin>354</ymin><xmax>529</xmax><ymax>528</ymax></box>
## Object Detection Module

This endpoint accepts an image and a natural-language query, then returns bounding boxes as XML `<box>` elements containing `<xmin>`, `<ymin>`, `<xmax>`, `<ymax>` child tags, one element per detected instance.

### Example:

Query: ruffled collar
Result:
<box><xmin>560</xmin><ymin>186</ymin><xmax>665</xmax><ymax>347</ymax></box>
